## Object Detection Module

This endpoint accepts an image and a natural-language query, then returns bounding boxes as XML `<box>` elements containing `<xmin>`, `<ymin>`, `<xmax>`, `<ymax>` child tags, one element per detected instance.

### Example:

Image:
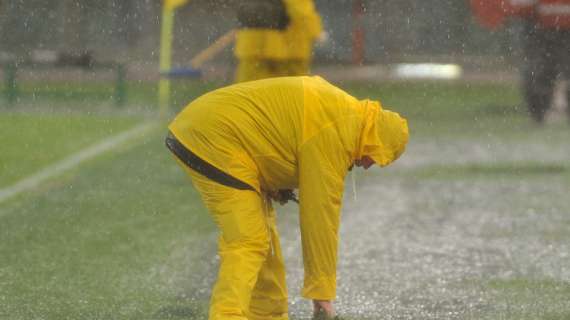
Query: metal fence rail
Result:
<box><xmin>1</xmin><ymin>62</ymin><xmax>126</xmax><ymax>107</ymax></box>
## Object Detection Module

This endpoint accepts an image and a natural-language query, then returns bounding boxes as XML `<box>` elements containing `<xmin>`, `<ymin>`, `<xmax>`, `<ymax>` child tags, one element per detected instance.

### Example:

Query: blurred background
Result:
<box><xmin>0</xmin><ymin>0</ymin><xmax>521</xmax><ymax>79</ymax></box>
<box><xmin>1</xmin><ymin>0</ymin><xmax>543</xmax><ymax>112</ymax></box>
<box><xmin>1</xmin><ymin>1</ymin><xmax>569</xmax><ymax>319</ymax></box>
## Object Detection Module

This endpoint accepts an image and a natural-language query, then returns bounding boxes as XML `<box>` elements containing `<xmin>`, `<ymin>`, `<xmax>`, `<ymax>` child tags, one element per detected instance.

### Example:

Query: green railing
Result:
<box><xmin>1</xmin><ymin>62</ymin><xmax>126</xmax><ymax>107</ymax></box>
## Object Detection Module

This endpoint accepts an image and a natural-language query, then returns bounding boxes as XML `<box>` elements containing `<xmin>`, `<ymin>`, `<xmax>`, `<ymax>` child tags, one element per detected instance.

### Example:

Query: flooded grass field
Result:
<box><xmin>1</xmin><ymin>82</ymin><xmax>569</xmax><ymax>319</ymax></box>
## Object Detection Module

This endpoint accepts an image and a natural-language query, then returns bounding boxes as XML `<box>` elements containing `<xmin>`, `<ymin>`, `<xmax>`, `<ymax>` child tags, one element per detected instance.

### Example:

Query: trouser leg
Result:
<box><xmin>522</xmin><ymin>23</ymin><xmax>557</xmax><ymax>123</ymax></box>
<box><xmin>524</xmin><ymin>72</ymin><xmax>555</xmax><ymax>123</ymax></box>
<box><xmin>210</xmin><ymin>228</ymin><xmax>270</xmax><ymax>320</ymax></box>
<box><xmin>248</xmin><ymin>203</ymin><xmax>289</xmax><ymax>320</ymax></box>
<box><xmin>559</xmin><ymin>31</ymin><xmax>570</xmax><ymax>122</ymax></box>
<box><xmin>282</xmin><ymin>60</ymin><xmax>310</xmax><ymax>77</ymax></box>
<box><xmin>182</xmin><ymin>166</ymin><xmax>271</xmax><ymax>320</ymax></box>
<box><xmin>566</xmin><ymin>81</ymin><xmax>570</xmax><ymax>122</ymax></box>
<box><xmin>235</xmin><ymin>59</ymin><xmax>273</xmax><ymax>83</ymax></box>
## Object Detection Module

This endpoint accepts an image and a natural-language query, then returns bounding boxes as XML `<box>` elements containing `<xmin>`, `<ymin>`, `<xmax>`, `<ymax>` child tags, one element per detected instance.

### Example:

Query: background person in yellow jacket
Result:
<box><xmin>166</xmin><ymin>76</ymin><xmax>409</xmax><ymax>320</ymax></box>
<box><xmin>234</xmin><ymin>0</ymin><xmax>322</xmax><ymax>83</ymax></box>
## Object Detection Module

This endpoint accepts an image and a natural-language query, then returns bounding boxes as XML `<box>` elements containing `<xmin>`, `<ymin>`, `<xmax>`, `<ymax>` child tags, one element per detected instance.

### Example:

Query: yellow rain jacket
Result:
<box><xmin>169</xmin><ymin>76</ymin><xmax>408</xmax><ymax>300</ymax></box>
<box><xmin>234</xmin><ymin>0</ymin><xmax>322</xmax><ymax>61</ymax></box>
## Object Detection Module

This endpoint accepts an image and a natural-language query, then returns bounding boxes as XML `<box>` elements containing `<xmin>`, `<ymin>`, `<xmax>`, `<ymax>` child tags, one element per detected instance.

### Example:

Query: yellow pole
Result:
<box><xmin>158</xmin><ymin>6</ymin><xmax>174</xmax><ymax>118</ymax></box>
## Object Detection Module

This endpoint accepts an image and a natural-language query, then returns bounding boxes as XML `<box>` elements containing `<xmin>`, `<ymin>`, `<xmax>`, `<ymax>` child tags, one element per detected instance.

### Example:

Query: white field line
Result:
<box><xmin>0</xmin><ymin>121</ymin><xmax>158</xmax><ymax>206</ymax></box>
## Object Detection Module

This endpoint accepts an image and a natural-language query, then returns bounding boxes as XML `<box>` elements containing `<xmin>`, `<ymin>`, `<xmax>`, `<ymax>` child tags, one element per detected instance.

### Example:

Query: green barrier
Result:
<box><xmin>1</xmin><ymin>62</ymin><xmax>126</xmax><ymax>107</ymax></box>
<box><xmin>4</xmin><ymin>63</ymin><xmax>17</xmax><ymax>105</ymax></box>
<box><xmin>114</xmin><ymin>64</ymin><xmax>126</xmax><ymax>107</ymax></box>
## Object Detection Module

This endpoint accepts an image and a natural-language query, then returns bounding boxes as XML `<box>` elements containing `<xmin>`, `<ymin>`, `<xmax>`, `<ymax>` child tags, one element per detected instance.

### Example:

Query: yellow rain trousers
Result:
<box><xmin>181</xmin><ymin>164</ymin><xmax>288</xmax><ymax>320</ymax></box>
<box><xmin>168</xmin><ymin>76</ymin><xmax>408</xmax><ymax>320</ymax></box>
<box><xmin>234</xmin><ymin>0</ymin><xmax>322</xmax><ymax>82</ymax></box>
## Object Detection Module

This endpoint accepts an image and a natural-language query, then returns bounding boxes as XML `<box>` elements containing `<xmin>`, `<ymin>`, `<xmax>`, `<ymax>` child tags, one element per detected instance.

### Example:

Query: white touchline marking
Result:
<box><xmin>0</xmin><ymin>121</ymin><xmax>158</xmax><ymax>206</ymax></box>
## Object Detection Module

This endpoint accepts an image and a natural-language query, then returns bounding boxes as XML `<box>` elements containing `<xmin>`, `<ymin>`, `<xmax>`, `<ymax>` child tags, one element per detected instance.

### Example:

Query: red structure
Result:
<box><xmin>469</xmin><ymin>0</ymin><xmax>570</xmax><ymax>123</ymax></box>
<box><xmin>352</xmin><ymin>0</ymin><xmax>365</xmax><ymax>65</ymax></box>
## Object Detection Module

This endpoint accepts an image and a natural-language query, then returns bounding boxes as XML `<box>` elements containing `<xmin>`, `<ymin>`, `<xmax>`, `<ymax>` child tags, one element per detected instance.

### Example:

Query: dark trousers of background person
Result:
<box><xmin>522</xmin><ymin>21</ymin><xmax>570</xmax><ymax>123</ymax></box>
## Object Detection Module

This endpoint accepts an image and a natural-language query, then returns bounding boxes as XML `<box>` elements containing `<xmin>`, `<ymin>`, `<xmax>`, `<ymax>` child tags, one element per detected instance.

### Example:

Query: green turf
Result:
<box><xmin>4</xmin><ymin>79</ymin><xmax>524</xmax><ymax>125</ymax></box>
<box><xmin>344</xmin><ymin>81</ymin><xmax>534</xmax><ymax>138</ymax></box>
<box><xmin>0</xmin><ymin>132</ymin><xmax>215</xmax><ymax>319</ymax></box>
<box><xmin>484</xmin><ymin>278</ymin><xmax>570</xmax><ymax>320</ymax></box>
<box><xmin>1</xmin><ymin>81</ymin><xmax>569</xmax><ymax>319</ymax></box>
<box><xmin>0</xmin><ymin>113</ymin><xmax>139</xmax><ymax>188</ymax></box>
<box><xmin>409</xmin><ymin>162</ymin><xmax>569</xmax><ymax>180</ymax></box>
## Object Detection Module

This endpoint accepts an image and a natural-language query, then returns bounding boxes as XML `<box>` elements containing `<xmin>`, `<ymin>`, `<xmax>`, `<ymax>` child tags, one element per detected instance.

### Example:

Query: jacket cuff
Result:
<box><xmin>301</xmin><ymin>275</ymin><xmax>336</xmax><ymax>300</ymax></box>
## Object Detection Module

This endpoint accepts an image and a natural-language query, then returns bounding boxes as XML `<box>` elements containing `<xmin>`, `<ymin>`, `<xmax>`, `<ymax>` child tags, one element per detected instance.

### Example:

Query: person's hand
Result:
<box><xmin>267</xmin><ymin>189</ymin><xmax>298</xmax><ymax>205</ymax></box>
<box><xmin>316</xmin><ymin>31</ymin><xmax>330</xmax><ymax>45</ymax></box>
<box><xmin>313</xmin><ymin>300</ymin><xmax>335</xmax><ymax>319</ymax></box>
<box><xmin>354</xmin><ymin>155</ymin><xmax>375</xmax><ymax>170</ymax></box>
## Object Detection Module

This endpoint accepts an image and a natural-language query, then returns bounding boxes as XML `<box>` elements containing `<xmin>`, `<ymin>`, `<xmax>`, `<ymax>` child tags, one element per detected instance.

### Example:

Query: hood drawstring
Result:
<box><xmin>261</xmin><ymin>193</ymin><xmax>275</xmax><ymax>256</ymax></box>
<box><xmin>351</xmin><ymin>169</ymin><xmax>357</xmax><ymax>201</ymax></box>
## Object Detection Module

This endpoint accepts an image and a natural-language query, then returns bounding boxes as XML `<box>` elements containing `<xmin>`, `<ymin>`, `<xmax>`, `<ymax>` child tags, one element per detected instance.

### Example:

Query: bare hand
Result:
<box><xmin>313</xmin><ymin>300</ymin><xmax>335</xmax><ymax>319</ymax></box>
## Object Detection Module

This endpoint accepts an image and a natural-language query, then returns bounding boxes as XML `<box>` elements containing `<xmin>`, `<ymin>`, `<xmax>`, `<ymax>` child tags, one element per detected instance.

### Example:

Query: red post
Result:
<box><xmin>352</xmin><ymin>0</ymin><xmax>365</xmax><ymax>65</ymax></box>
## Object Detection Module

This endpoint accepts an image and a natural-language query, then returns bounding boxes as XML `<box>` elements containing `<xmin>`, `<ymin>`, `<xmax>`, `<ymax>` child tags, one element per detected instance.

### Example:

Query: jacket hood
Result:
<box><xmin>356</xmin><ymin>100</ymin><xmax>409</xmax><ymax>167</ymax></box>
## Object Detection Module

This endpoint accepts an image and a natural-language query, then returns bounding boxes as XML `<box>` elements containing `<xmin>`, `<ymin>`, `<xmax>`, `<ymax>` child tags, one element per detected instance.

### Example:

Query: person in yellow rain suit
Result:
<box><xmin>166</xmin><ymin>76</ymin><xmax>409</xmax><ymax>320</ymax></box>
<box><xmin>234</xmin><ymin>0</ymin><xmax>322</xmax><ymax>82</ymax></box>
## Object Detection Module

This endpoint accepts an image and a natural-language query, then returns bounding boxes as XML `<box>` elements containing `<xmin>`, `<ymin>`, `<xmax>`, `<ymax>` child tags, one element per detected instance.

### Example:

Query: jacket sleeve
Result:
<box><xmin>297</xmin><ymin>127</ymin><xmax>350</xmax><ymax>300</ymax></box>
<box><xmin>284</xmin><ymin>0</ymin><xmax>322</xmax><ymax>39</ymax></box>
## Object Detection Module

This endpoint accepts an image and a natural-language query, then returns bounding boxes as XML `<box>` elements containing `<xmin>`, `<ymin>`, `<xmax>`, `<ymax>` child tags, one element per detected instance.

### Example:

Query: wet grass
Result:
<box><xmin>411</xmin><ymin>162</ymin><xmax>568</xmax><ymax>180</ymax></box>
<box><xmin>345</xmin><ymin>81</ymin><xmax>525</xmax><ymax>130</ymax></box>
<box><xmin>3</xmin><ymin>80</ymin><xmax>222</xmax><ymax>111</ymax></box>
<box><xmin>1</xmin><ymin>80</ymin><xmax>569</xmax><ymax>319</ymax></box>
<box><xmin>485</xmin><ymin>278</ymin><xmax>570</xmax><ymax>320</ymax></box>
<box><xmin>0</xmin><ymin>132</ymin><xmax>216</xmax><ymax>319</ymax></box>
<box><xmin>5</xmin><ymin>79</ymin><xmax>525</xmax><ymax>125</ymax></box>
<box><xmin>0</xmin><ymin>112</ymin><xmax>139</xmax><ymax>187</ymax></box>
